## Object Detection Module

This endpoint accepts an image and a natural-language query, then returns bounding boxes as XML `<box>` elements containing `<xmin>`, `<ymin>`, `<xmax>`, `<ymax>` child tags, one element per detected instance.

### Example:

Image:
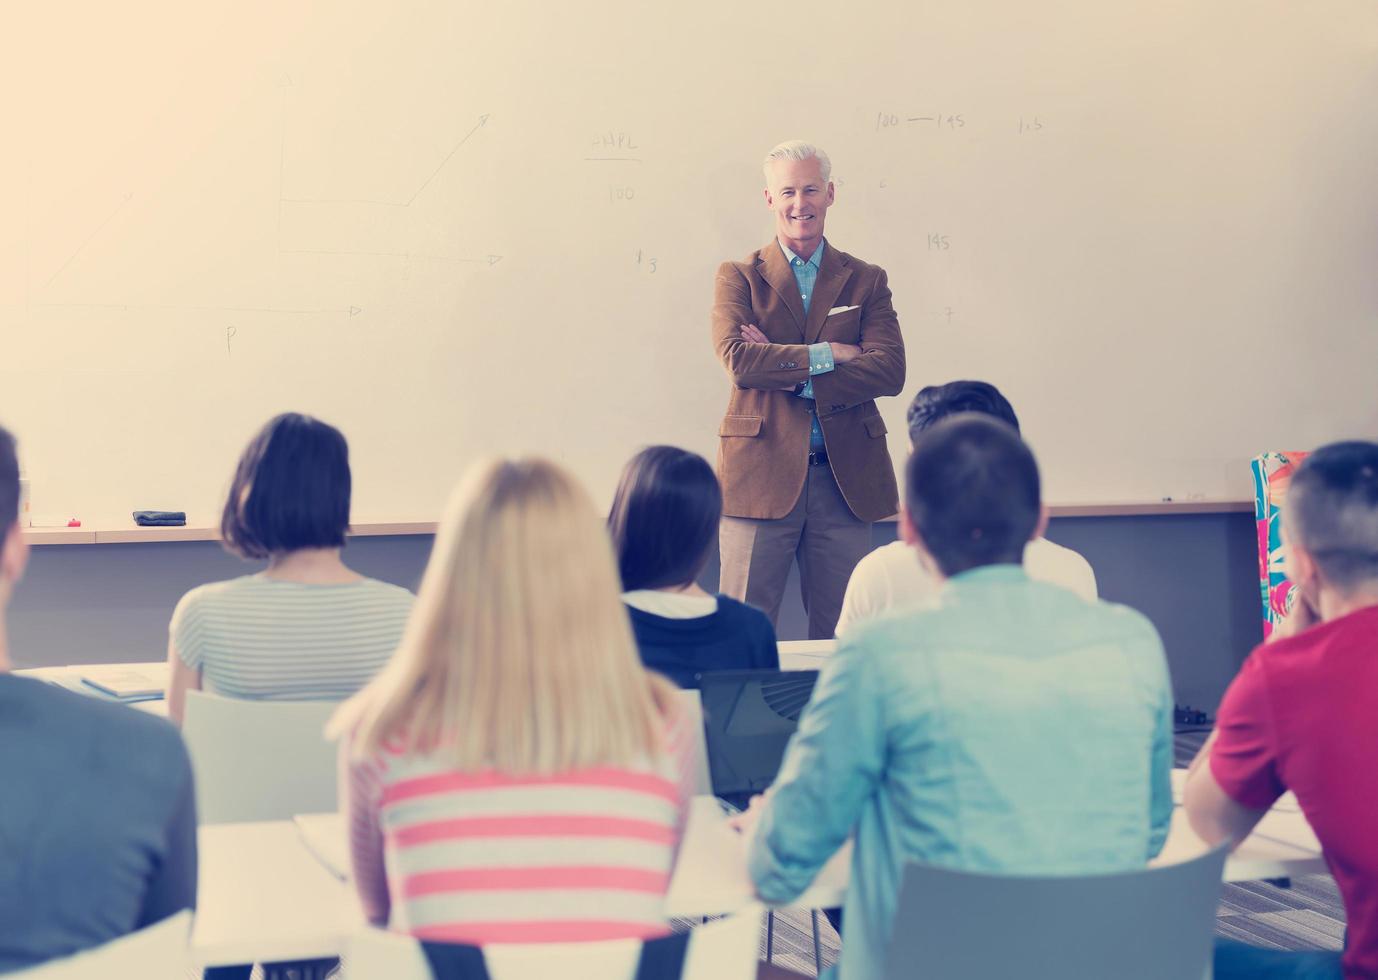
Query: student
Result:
<box><xmin>331</xmin><ymin>458</ymin><xmax>697</xmax><ymax>943</ymax></box>
<box><xmin>609</xmin><ymin>446</ymin><xmax>778</xmax><ymax>688</ymax></box>
<box><xmin>165</xmin><ymin>412</ymin><xmax>414</xmax><ymax>724</ymax></box>
<box><xmin>1185</xmin><ymin>441</ymin><xmax>1378</xmax><ymax>980</ymax></box>
<box><xmin>0</xmin><ymin>425</ymin><xmax>196</xmax><ymax>972</ymax></box>
<box><xmin>736</xmin><ymin>415</ymin><xmax>1174</xmax><ymax>979</ymax></box>
<box><xmin>837</xmin><ymin>380</ymin><xmax>1096</xmax><ymax>635</ymax></box>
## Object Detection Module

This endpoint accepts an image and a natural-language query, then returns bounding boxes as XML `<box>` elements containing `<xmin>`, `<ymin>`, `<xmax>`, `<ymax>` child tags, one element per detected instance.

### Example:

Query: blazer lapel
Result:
<box><xmin>757</xmin><ymin>242</ymin><xmax>807</xmax><ymax>337</ymax></box>
<box><xmin>805</xmin><ymin>246</ymin><xmax>853</xmax><ymax>343</ymax></box>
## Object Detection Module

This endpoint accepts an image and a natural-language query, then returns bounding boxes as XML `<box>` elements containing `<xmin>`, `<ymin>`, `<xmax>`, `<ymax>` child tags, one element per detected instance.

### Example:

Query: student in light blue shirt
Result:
<box><xmin>737</xmin><ymin>414</ymin><xmax>1174</xmax><ymax>979</ymax></box>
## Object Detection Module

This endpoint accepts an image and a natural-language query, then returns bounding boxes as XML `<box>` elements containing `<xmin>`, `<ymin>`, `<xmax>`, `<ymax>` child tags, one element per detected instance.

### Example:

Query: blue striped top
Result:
<box><xmin>171</xmin><ymin>574</ymin><xmax>414</xmax><ymax>701</ymax></box>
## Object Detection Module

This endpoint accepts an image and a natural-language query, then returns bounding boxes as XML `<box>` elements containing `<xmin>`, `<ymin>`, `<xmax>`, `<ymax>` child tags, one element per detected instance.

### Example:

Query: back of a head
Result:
<box><xmin>0</xmin><ymin>427</ymin><xmax>17</xmax><ymax>552</ymax></box>
<box><xmin>608</xmin><ymin>446</ymin><xmax>723</xmax><ymax>592</ymax></box>
<box><xmin>1286</xmin><ymin>440</ymin><xmax>1378</xmax><ymax>595</ymax></box>
<box><xmin>220</xmin><ymin>412</ymin><xmax>352</xmax><ymax>560</ymax></box>
<box><xmin>347</xmin><ymin>457</ymin><xmax>664</xmax><ymax>773</ymax></box>
<box><xmin>906</xmin><ymin>414</ymin><xmax>1042</xmax><ymax>577</ymax></box>
<box><xmin>907</xmin><ymin>380</ymin><xmax>1021</xmax><ymax>444</ymax></box>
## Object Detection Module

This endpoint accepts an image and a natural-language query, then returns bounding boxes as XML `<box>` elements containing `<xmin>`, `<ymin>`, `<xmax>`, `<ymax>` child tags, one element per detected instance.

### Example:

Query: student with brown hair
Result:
<box><xmin>164</xmin><ymin>412</ymin><xmax>413</xmax><ymax>724</ymax></box>
<box><xmin>609</xmin><ymin>446</ymin><xmax>778</xmax><ymax>688</ymax></box>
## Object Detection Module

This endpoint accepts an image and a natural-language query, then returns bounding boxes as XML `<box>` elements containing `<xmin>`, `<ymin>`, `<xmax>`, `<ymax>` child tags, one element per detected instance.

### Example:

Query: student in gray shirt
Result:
<box><xmin>165</xmin><ymin>412</ymin><xmax>414</xmax><ymax>725</ymax></box>
<box><xmin>0</xmin><ymin>425</ymin><xmax>197</xmax><ymax>972</ymax></box>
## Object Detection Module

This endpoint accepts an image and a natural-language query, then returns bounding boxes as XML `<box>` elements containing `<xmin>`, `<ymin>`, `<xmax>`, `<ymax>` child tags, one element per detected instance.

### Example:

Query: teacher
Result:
<box><xmin>711</xmin><ymin>140</ymin><xmax>906</xmax><ymax>639</ymax></box>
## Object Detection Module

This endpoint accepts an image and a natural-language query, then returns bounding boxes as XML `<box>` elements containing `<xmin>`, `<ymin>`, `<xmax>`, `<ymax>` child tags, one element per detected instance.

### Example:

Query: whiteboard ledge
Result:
<box><xmin>25</xmin><ymin>521</ymin><xmax>440</xmax><ymax>546</ymax></box>
<box><xmin>1047</xmin><ymin>500</ymin><xmax>1254</xmax><ymax>518</ymax></box>
<box><xmin>879</xmin><ymin>500</ymin><xmax>1253</xmax><ymax>521</ymax></box>
<box><xmin>24</xmin><ymin>505</ymin><xmax>1252</xmax><ymax>546</ymax></box>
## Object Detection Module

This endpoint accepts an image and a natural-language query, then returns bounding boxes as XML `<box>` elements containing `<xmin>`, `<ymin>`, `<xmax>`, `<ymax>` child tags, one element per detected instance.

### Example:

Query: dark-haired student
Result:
<box><xmin>837</xmin><ymin>380</ymin><xmax>1096</xmax><ymax>635</ymax></box>
<box><xmin>609</xmin><ymin>446</ymin><xmax>778</xmax><ymax>688</ymax></box>
<box><xmin>0</xmin><ymin>425</ymin><xmax>197</xmax><ymax>972</ymax></box>
<box><xmin>165</xmin><ymin>413</ymin><xmax>414</xmax><ymax>725</ymax></box>
<box><xmin>734</xmin><ymin>415</ymin><xmax>1174</xmax><ymax>980</ymax></box>
<box><xmin>1186</xmin><ymin>440</ymin><xmax>1378</xmax><ymax>980</ymax></box>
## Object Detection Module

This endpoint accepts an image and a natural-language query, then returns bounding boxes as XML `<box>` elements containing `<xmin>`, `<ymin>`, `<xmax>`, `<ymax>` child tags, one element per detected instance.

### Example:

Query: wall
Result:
<box><xmin>4</xmin><ymin>0</ymin><xmax>1377</xmax><ymax>524</ymax></box>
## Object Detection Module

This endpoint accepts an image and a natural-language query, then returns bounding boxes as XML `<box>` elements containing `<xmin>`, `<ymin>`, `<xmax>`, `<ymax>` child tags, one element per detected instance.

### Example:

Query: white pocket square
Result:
<box><xmin>827</xmin><ymin>305</ymin><xmax>860</xmax><ymax>316</ymax></box>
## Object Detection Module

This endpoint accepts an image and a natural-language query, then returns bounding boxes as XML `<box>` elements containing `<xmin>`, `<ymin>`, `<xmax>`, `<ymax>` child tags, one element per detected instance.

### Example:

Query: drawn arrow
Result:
<box><xmin>281</xmin><ymin>113</ymin><xmax>492</xmax><ymax>208</ymax></box>
<box><xmin>404</xmin><ymin>113</ymin><xmax>490</xmax><ymax>205</ymax></box>
<box><xmin>44</xmin><ymin>192</ymin><xmax>134</xmax><ymax>288</ymax></box>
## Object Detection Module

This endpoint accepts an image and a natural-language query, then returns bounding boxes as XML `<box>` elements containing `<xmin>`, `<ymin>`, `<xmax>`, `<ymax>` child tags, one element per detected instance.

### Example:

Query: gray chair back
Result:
<box><xmin>884</xmin><ymin>845</ymin><xmax>1228</xmax><ymax>980</ymax></box>
<box><xmin>183</xmin><ymin>690</ymin><xmax>340</xmax><ymax>824</ymax></box>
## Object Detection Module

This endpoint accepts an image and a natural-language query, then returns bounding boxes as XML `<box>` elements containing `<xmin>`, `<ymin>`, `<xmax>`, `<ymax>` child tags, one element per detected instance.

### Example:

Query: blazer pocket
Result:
<box><xmin>824</xmin><ymin>307</ymin><xmax>862</xmax><ymax>340</ymax></box>
<box><xmin>719</xmin><ymin>415</ymin><xmax>763</xmax><ymax>438</ymax></box>
<box><xmin>864</xmin><ymin>415</ymin><xmax>888</xmax><ymax>438</ymax></box>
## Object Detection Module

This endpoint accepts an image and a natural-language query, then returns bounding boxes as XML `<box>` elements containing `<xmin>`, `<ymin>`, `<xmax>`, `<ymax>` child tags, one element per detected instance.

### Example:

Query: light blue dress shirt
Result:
<box><xmin>778</xmin><ymin>239</ymin><xmax>834</xmax><ymax>452</ymax></box>
<box><xmin>748</xmin><ymin>564</ymin><xmax>1175</xmax><ymax>979</ymax></box>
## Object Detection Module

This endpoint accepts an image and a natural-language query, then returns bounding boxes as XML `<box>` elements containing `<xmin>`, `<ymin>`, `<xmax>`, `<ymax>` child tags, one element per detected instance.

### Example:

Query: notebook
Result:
<box><xmin>80</xmin><ymin>663</ymin><xmax>169</xmax><ymax>701</ymax></box>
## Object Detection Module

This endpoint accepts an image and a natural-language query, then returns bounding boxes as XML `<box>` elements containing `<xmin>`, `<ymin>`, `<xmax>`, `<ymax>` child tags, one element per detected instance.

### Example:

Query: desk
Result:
<box><xmin>664</xmin><ymin>792</ymin><xmax>1329</xmax><ymax>918</ymax></box>
<box><xmin>777</xmin><ymin>640</ymin><xmax>835</xmax><ymax>672</ymax></box>
<box><xmin>194</xmin><ymin>821</ymin><xmax>358</xmax><ymax>968</ymax></box>
<box><xmin>14</xmin><ymin>663</ymin><xmax>168</xmax><ymax>717</ymax></box>
<box><xmin>184</xmin><ymin>782</ymin><xmax>1328</xmax><ymax>967</ymax></box>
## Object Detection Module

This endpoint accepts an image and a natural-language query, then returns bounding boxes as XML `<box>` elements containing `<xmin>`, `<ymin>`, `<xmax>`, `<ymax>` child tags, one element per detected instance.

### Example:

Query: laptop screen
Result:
<box><xmin>695</xmin><ymin>669</ymin><xmax>820</xmax><ymax>796</ymax></box>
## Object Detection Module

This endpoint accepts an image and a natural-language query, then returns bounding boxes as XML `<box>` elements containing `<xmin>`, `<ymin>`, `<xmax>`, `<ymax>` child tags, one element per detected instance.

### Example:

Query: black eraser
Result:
<box><xmin>133</xmin><ymin>511</ymin><xmax>188</xmax><ymax>527</ymax></box>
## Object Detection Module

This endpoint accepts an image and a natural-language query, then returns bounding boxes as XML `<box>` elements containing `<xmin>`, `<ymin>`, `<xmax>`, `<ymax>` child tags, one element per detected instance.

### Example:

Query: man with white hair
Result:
<box><xmin>711</xmin><ymin>141</ymin><xmax>906</xmax><ymax>639</ymax></box>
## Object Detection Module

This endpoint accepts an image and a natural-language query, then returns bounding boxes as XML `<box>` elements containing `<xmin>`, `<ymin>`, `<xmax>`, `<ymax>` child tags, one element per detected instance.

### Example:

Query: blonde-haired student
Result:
<box><xmin>330</xmin><ymin>458</ymin><xmax>696</xmax><ymax>943</ymax></box>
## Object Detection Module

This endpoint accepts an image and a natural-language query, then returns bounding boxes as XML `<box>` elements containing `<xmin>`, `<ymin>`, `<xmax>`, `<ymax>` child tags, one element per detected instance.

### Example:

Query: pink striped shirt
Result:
<box><xmin>342</xmin><ymin>712</ymin><xmax>696</xmax><ymax>945</ymax></box>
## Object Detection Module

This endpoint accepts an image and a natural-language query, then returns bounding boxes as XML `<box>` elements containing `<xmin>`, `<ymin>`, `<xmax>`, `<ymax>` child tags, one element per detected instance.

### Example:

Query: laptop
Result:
<box><xmin>694</xmin><ymin>668</ymin><xmax>820</xmax><ymax>797</ymax></box>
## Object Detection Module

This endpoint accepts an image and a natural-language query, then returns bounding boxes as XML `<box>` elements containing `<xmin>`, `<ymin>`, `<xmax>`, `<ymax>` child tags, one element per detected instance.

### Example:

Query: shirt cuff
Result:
<box><xmin>808</xmin><ymin>342</ymin><xmax>834</xmax><ymax>376</ymax></box>
<box><xmin>746</xmin><ymin>825</ymin><xmax>810</xmax><ymax>905</ymax></box>
<box><xmin>794</xmin><ymin>343</ymin><xmax>834</xmax><ymax>400</ymax></box>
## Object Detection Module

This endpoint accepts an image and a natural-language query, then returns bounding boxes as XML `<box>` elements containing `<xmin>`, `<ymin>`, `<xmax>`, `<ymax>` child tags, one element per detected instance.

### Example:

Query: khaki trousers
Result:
<box><xmin>719</xmin><ymin>464</ymin><xmax>873</xmax><ymax>640</ymax></box>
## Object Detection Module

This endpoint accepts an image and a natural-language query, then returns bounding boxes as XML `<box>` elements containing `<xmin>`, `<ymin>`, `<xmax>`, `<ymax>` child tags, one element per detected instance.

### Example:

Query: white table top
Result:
<box><xmin>194</xmin><ymin>821</ymin><xmax>359</xmax><ymax>967</ymax></box>
<box><xmin>664</xmin><ymin>788</ymin><xmax>1329</xmax><ymax>918</ymax></box>
<box><xmin>666</xmin><ymin>798</ymin><xmax>851</xmax><ymax>918</ymax></box>
<box><xmin>187</xmin><ymin>776</ymin><xmax>1328</xmax><ymax>966</ymax></box>
<box><xmin>13</xmin><ymin>663</ymin><xmax>168</xmax><ymax>716</ymax></box>
<box><xmin>777</xmin><ymin>639</ymin><xmax>835</xmax><ymax>672</ymax></box>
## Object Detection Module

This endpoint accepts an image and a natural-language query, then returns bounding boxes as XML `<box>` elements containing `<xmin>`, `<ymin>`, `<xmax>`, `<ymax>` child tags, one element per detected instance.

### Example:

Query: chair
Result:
<box><xmin>9</xmin><ymin>911</ymin><xmax>191</xmax><ymax>978</ymax></box>
<box><xmin>345</xmin><ymin>904</ymin><xmax>764</xmax><ymax>980</ymax></box>
<box><xmin>183</xmin><ymin>690</ymin><xmax>340</xmax><ymax>824</ymax></box>
<box><xmin>882</xmin><ymin>845</ymin><xmax>1229</xmax><ymax>980</ymax></box>
<box><xmin>674</xmin><ymin>688</ymin><xmax>715</xmax><ymax>796</ymax></box>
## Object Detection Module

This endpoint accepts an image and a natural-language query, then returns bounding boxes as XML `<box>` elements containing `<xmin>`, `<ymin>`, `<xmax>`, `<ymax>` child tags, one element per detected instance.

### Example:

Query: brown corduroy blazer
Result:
<box><xmin>711</xmin><ymin>241</ymin><xmax>906</xmax><ymax>523</ymax></box>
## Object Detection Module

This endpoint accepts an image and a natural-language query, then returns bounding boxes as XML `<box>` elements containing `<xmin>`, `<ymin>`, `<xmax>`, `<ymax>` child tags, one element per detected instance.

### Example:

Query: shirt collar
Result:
<box><xmin>778</xmin><ymin>238</ymin><xmax>825</xmax><ymax>270</ymax></box>
<box><xmin>942</xmin><ymin>563</ymin><xmax>1030</xmax><ymax>592</ymax></box>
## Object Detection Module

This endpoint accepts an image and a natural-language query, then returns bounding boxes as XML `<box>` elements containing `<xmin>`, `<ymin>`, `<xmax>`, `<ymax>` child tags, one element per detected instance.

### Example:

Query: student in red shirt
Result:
<box><xmin>1185</xmin><ymin>440</ymin><xmax>1378</xmax><ymax>979</ymax></box>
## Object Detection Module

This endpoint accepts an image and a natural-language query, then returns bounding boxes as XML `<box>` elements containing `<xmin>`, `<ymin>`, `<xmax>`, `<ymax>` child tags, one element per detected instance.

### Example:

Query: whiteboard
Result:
<box><xmin>2</xmin><ymin>0</ymin><xmax>1376</xmax><ymax>524</ymax></box>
